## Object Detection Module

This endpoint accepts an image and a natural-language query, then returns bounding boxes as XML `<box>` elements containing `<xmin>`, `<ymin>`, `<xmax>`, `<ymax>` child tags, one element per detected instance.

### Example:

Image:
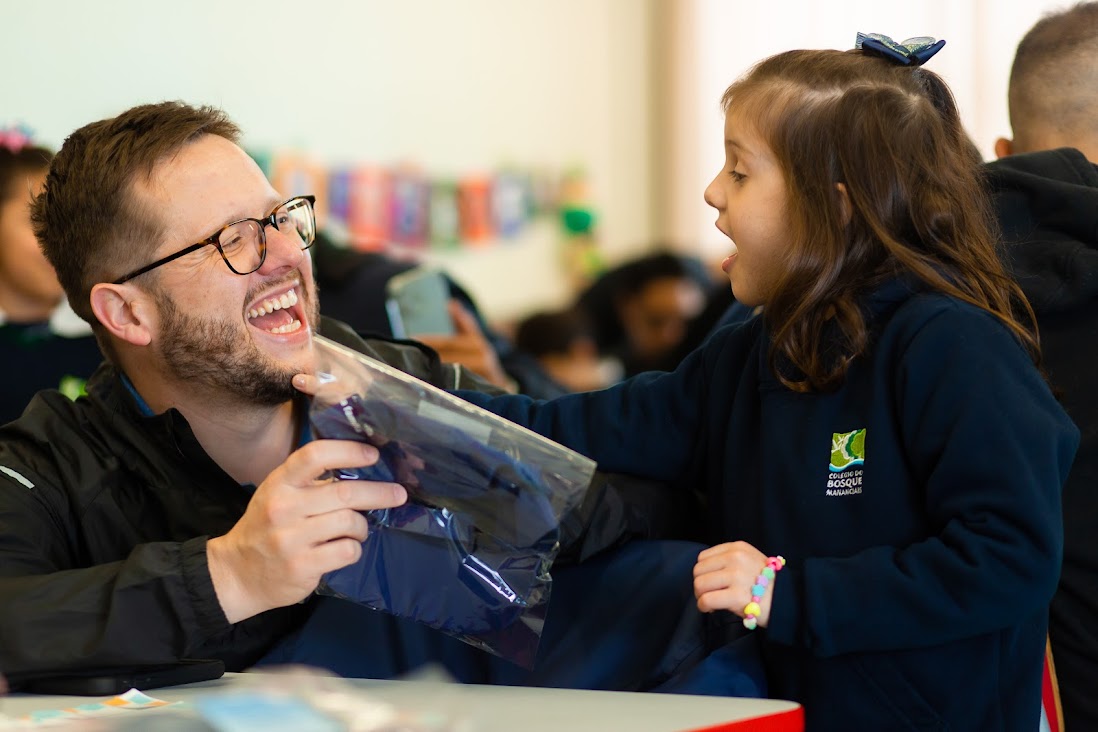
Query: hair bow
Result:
<box><xmin>855</xmin><ymin>32</ymin><xmax>945</xmax><ymax>66</ymax></box>
<box><xmin>0</xmin><ymin>123</ymin><xmax>34</xmax><ymax>153</ymax></box>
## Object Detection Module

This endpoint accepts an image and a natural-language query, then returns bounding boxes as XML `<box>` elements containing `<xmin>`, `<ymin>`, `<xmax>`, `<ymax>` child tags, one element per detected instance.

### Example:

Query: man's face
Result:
<box><xmin>133</xmin><ymin>135</ymin><xmax>319</xmax><ymax>405</ymax></box>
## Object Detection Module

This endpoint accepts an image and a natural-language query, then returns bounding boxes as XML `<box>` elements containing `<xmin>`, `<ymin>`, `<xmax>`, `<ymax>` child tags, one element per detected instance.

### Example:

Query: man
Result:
<box><xmin>0</xmin><ymin>102</ymin><xmax>715</xmax><ymax>691</ymax></box>
<box><xmin>989</xmin><ymin>3</ymin><xmax>1098</xmax><ymax>728</ymax></box>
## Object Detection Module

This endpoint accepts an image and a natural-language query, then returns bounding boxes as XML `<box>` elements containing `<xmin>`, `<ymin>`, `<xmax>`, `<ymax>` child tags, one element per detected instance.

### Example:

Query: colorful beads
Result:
<box><xmin>742</xmin><ymin>555</ymin><xmax>786</xmax><ymax>630</ymax></box>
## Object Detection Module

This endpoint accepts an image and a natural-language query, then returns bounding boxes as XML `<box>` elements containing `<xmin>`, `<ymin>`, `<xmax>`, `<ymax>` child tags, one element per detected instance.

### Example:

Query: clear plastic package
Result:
<box><xmin>309</xmin><ymin>336</ymin><xmax>596</xmax><ymax>668</ymax></box>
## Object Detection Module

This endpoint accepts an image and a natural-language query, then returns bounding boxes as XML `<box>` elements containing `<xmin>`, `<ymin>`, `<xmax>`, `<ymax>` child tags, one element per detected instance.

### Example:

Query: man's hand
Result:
<box><xmin>207</xmin><ymin>440</ymin><xmax>407</xmax><ymax>624</ymax></box>
<box><xmin>416</xmin><ymin>301</ymin><xmax>515</xmax><ymax>392</ymax></box>
<box><xmin>692</xmin><ymin>541</ymin><xmax>772</xmax><ymax>624</ymax></box>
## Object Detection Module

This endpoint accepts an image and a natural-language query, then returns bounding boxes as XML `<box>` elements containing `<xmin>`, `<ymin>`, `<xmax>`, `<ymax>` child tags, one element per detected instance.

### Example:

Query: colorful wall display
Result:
<box><xmin>250</xmin><ymin>149</ymin><xmax>594</xmax><ymax>258</ymax></box>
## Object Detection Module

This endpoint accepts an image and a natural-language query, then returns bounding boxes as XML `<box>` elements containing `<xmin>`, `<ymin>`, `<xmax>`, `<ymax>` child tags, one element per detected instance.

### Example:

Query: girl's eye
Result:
<box><xmin>729</xmin><ymin>170</ymin><xmax>746</xmax><ymax>183</ymax></box>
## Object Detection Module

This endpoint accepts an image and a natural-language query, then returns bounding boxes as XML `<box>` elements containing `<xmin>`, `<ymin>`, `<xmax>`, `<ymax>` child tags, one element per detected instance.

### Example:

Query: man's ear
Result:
<box><xmin>835</xmin><ymin>182</ymin><xmax>852</xmax><ymax>226</ymax></box>
<box><xmin>89</xmin><ymin>283</ymin><xmax>154</xmax><ymax>347</ymax></box>
<box><xmin>994</xmin><ymin>137</ymin><xmax>1014</xmax><ymax>159</ymax></box>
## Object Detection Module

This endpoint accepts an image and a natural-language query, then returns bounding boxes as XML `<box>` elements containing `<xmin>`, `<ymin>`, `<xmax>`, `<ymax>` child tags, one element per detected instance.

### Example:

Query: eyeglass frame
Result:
<box><xmin>112</xmin><ymin>195</ymin><xmax>317</xmax><ymax>285</ymax></box>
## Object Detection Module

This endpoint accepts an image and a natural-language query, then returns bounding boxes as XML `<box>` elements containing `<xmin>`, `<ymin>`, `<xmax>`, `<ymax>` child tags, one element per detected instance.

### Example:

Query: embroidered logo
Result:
<box><xmin>826</xmin><ymin>428</ymin><xmax>865</xmax><ymax>496</ymax></box>
<box><xmin>829</xmin><ymin>428</ymin><xmax>866</xmax><ymax>471</ymax></box>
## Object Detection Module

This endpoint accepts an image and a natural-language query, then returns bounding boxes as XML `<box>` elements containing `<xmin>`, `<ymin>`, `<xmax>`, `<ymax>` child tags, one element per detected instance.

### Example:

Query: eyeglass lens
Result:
<box><xmin>218</xmin><ymin>198</ymin><xmax>316</xmax><ymax>274</ymax></box>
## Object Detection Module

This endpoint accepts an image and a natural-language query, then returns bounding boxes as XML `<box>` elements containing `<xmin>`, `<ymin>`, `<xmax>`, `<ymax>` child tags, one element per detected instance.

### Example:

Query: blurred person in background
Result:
<box><xmin>575</xmin><ymin>251</ymin><xmax>710</xmax><ymax>378</ymax></box>
<box><xmin>514</xmin><ymin>307</ymin><xmax>616</xmax><ymax>392</ymax></box>
<box><xmin>0</xmin><ymin>129</ymin><xmax>102</xmax><ymax>424</ymax></box>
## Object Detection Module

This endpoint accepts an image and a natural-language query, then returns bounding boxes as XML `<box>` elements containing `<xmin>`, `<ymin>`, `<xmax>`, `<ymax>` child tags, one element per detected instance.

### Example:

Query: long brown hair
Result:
<box><xmin>721</xmin><ymin>49</ymin><xmax>1038</xmax><ymax>391</ymax></box>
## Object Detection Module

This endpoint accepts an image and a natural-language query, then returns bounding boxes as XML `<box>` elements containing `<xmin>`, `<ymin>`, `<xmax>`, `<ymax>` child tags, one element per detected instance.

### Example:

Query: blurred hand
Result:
<box><xmin>416</xmin><ymin>300</ymin><xmax>515</xmax><ymax>391</ymax></box>
<box><xmin>693</xmin><ymin>541</ymin><xmax>772</xmax><ymax>624</ymax></box>
<box><xmin>207</xmin><ymin>439</ymin><xmax>407</xmax><ymax>624</ymax></box>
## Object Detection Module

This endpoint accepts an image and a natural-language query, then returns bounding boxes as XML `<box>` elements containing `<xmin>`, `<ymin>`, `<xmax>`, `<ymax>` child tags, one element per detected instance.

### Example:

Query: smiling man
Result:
<box><xmin>0</xmin><ymin>102</ymin><xmax>717</xmax><ymax>692</ymax></box>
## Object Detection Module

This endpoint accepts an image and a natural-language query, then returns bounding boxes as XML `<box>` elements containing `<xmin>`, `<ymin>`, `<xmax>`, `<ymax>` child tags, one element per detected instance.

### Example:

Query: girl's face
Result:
<box><xmin>0</xmin><ymin>170</ymin><xmax>64</xmax><ymax>315</ymax></box>
<box><xmin>703</xmin><ymin>109</ymin><xmax>791</xmax><ymax>307</ymax></box>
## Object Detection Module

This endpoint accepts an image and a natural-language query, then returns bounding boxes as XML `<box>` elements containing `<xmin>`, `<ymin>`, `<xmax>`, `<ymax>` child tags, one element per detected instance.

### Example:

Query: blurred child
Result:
<box><xmin>450</xmin><ymin>37</ymin><xmax>1079</xmax><ymax>728</ymax></box>
<box><xmin>514</xmin><ymin>308</ymin><xmax>616</xmax><ymax>392</ymax></box>
<box><xmin>0</xmin><ymin>130</ymin><xmax>102</xmax><ymax>424</ymax></box>
<box><xmin>576</xmin><ymin>251</ymin><xmax>709</xmax><ymax>376</ymax></box>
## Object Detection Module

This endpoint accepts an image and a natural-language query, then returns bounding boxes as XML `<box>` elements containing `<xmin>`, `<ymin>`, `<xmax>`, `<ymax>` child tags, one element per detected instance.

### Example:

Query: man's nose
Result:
<box><xmin>258</xmin><ymin>222</ymin><xmax>306</xmax><ymax>273</ymax></box>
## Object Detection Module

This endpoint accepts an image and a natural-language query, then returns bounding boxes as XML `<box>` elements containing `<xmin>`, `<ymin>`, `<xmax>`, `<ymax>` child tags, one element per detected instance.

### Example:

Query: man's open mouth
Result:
<box><xmin>246</xmin><ymin>285</ymin><xmax>305</xmax><ymax>335</ymax></box>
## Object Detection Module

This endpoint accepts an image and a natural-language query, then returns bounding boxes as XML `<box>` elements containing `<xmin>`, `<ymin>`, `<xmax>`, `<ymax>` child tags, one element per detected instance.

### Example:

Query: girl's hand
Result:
<box><xmin>693</xmin><ymin>541</ymin><xmax>773</xmax><ymax>625</ymax></box>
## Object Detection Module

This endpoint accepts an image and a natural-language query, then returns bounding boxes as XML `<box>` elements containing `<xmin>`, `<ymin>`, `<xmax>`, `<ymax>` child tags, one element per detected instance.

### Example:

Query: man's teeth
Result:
<box><xmin>248</xmin><ymin>288</ymin><xmax>299</xmax><ymax>319</ymax></box>
<box><xmin>268</xmin><ymin>320</ymin><xmax>302</xmax><ymax>334</ymax></box>
<box><xmin>247</xmin><ymin>288</ymin><xmax>303</xmax><ymax>334</ymax></box>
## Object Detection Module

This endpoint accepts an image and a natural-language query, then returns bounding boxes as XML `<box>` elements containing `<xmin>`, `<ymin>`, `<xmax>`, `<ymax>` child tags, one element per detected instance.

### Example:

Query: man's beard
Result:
<box><xmin>155</xmin><ymin>284</ymin><xmax>319</xmax><ymax>406</ymax></box>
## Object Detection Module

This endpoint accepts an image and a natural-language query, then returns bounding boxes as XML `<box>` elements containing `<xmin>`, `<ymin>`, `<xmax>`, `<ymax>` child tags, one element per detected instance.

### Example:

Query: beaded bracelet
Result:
<box><xmin>742</xmin><ymin>555</ymin><xmax>785</xmax><ymax>630</ymax></box>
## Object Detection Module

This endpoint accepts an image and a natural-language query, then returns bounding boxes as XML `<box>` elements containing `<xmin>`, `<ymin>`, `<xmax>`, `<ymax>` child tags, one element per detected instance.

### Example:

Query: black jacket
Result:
<box><xmin>0</xmin><ymin>319</ymin><xmax>499</xmax><ymax>678</ymax></box>
<box><xmin>0</xmin><ymin>318</ymin><xmax>675</xmax><ymax>679</ymax></box>
<box><xmin>986</xmin><ymin>148</ymin><xmax>1098</xmax><ymax>731</ymax></box>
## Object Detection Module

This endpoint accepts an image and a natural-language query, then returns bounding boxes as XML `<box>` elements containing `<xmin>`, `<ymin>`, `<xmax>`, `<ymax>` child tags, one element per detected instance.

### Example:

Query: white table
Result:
<box><xmin>2</xmin><ymin>672</ymin><xmax>803</xmax><ymax>731</ymax></box>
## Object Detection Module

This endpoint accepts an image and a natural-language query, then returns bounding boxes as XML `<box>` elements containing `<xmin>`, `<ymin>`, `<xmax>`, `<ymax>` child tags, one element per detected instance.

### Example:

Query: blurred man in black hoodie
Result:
<box><xmin>989</xmin><ymin>4</ymin><xmax>1098</xmax><ymax>728</ymax></box>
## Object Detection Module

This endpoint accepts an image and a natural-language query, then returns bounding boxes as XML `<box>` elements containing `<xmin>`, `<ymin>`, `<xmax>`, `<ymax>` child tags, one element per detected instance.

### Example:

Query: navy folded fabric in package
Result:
<box><xmin>308</xmin><ymin>336</ymin><xmax>594</xmax><ymax>668</ymax></box>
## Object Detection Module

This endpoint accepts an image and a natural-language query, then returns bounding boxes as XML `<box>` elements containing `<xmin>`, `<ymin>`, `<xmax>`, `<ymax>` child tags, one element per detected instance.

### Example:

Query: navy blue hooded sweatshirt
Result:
<box><xmin>457</xmin><ymin>281</ymin><xmax>1079</xmax><ymax>730</ymax></box>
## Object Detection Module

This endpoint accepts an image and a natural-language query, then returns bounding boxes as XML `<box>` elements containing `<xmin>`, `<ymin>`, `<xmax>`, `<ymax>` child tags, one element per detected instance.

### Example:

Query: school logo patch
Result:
<box><xmin>826</xmin><ymin>428</ymin><xmax>865</xmax><ymax>496</ymax></box>
<box><xmin>830</xmin><ymin>428</ymin><xmax>866</xmax><ymax>471</ymax></box>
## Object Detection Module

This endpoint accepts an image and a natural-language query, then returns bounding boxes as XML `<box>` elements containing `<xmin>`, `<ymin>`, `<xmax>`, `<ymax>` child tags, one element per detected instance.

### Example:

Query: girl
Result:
<box><xmin>453</xmin><ymin>41</ymin><xmax>1079</xmax><ymax>729</ymax></box>
<box><xmin>0</xmin><ymin>129</ymin><xmax>102</xmax><ymax>423</ymax></box>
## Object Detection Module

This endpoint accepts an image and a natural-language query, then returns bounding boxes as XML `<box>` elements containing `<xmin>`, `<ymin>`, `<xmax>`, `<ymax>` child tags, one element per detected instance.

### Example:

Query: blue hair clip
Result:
<box><xmin>855</xmin><ymin>32</ymin><xmax>945</xmax><ymax>67</ymax></box>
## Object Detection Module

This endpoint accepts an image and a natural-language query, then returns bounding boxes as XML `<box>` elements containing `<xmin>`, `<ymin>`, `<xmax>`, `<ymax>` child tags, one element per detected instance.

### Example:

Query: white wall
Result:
<box><xmin>6</xmin><ymin>0</ymin><xmax>656</xmax><ymax>323</ymax></box>
<box><xmin>8</xmin><ymin>0</ymin><xmax>1075</xmax><ymax>320</ymax></box>
<box><xmin>660</xmin><ymin>0</ymin><xmax>1074</xmax><ymax>261</ymax></box>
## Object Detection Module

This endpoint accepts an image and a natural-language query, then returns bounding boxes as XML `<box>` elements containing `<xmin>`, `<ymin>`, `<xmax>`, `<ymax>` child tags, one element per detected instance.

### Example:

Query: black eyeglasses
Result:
<box><xmin>112</xmin><ymin>195</ymin><xmax>317</xmax><ymax>284</ymax></box>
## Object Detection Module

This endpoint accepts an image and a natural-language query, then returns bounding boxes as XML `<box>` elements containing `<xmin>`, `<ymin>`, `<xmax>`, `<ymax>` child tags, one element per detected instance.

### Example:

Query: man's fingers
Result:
<box><xmin>281</xmin><ymin>440</ymin><xmax>380</xmax><ymax>486</ymax></box>
<box><xmin>308</xmin><ymin>537</ymin><xmax>366</xmax><ymax>575</ymax></box>
<box><xmin>292</xmin><ymin>373</ymin><xmax>321</xmax><ymax>396</ymax></box>
<box><xmin>304</xmin><ymin>478</ymin><xmax>407</xmax><ymax>516</ymax></box>
<box><xmin>300</xmin><ymin>507</ymin><xmax>371</xmax><ymax>547</ymax></box>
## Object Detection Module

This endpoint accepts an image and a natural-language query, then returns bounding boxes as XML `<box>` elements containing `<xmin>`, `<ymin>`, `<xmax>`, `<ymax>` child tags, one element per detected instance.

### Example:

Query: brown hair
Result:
<box><xmin>1008</xmin><ymin>1</ymin><xmax>1098</xmax><ymax>150</ymax></box>
<box><xmin>30</xmin><ymin>102</ymin><xmax>241</xmax><ymax>333</ymax></box>
<box><xmin>721</xmin><ymin>49</ymin><xmax>1038</xmax><ymax>392</ymax></box>
<box><xmin>1</xmin><ymin>144</ymin><xmax>53</xmax><ymax>205</ymax></box>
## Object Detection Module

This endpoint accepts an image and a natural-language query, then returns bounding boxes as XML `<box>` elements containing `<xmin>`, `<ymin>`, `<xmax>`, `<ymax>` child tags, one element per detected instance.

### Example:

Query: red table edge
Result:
<box><xmin>680</xmin><ymin>705</ymin><xmax>804</xmax><ymax>732</ymax></box>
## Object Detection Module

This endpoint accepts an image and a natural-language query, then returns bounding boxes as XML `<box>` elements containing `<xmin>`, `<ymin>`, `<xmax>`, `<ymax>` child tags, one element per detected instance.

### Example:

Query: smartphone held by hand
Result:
<box><xmin>385</xmin><ymin>267</ymin><xmax>455</xmax><ymax>339</ymax></box>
